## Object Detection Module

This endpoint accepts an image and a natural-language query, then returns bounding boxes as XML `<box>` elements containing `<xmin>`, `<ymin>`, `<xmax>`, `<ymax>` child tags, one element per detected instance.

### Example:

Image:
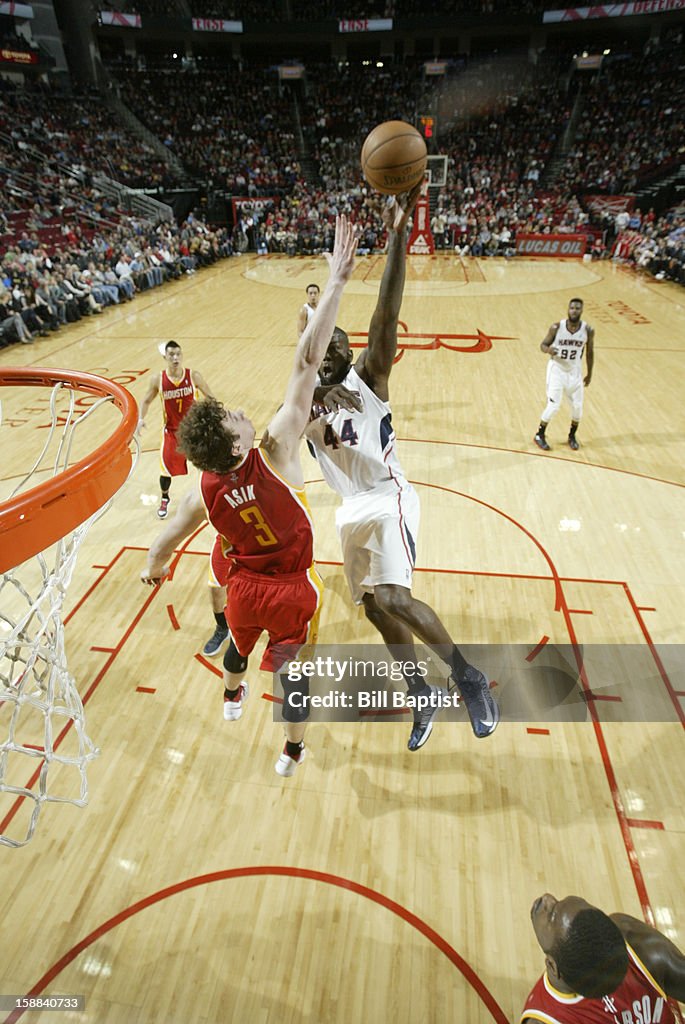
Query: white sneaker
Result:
<box><xmin>275</xmin><ymin>745</ymin><xmax>306</xmax><ymax>777</ymax></box>
<box><xmin>223</xmin><ymin>682</ymin><xmax>248</xmax><ymax>721</ymax></box>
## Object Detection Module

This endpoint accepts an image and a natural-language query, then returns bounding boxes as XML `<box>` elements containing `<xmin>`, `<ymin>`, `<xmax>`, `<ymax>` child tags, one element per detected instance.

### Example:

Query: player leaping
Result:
<box><xmin>141</xmin><ymin>216</ymin><xmax>358</xmax><ymax>777</ymax></box>
<box><xmin>306</xmin><ymin>186</ymin><xmax>499</xmax><ymax>751</ymax></box>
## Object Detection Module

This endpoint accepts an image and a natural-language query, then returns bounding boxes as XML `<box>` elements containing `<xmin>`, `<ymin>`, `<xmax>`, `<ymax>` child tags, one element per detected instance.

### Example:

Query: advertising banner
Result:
<box><xmin>544</xmin><ymin>0</ymin><xmax>685</xmax><ymax>22</ymax></box>
<box><xmin>0</xmin><ymin>47</ymin><xmax>38</xmax><ymax>63</ymax></box>
<box><xmin>0</xmin><ymin>3</ymin><xmax>34</xmax><ymax>18</ymax></box>
<box><xmin>192</xmin><ymin>17</ymin><xmax>243</xmax><ymax>32</ymax></box>
<box><xmin>278</xmin><ymin>64</ymin><xmax>305</xmax><ymax>79</ymax></box>
<box><xmin>231</xmin><ymin>196</ymin><xmax>278</xmax><ymax>223</ymax></box>
<box><xmin>515</xmin><ymin>233</ymin><xmax>588</xmax><ymax>257</ymax></box>
<box><xmin>339</xmin><ymin>17</ymin><xmax>393</xmax><ymax>31</ymax></box>
<box><xmin>407</xmin><ymin>195</ymin><xmax>435</xmax><ymax>254</ymax></box>
<box><xmin>99</xmin><ymin>10</ymin><xmax>142</xmax><ymax>27</ymax></box>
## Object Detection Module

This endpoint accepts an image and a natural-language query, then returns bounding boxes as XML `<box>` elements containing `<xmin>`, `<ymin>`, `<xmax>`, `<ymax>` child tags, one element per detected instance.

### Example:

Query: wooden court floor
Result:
<box><xmin>0</xmin><ymin>253</ymin><xmax>683</xmax><ymax>1023</ymax></box>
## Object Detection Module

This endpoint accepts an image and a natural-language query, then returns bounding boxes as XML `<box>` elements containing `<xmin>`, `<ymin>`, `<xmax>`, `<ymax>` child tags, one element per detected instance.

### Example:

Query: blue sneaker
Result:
<box><xmin>407</xmin><ymin>684</ymin><xmax>443</xmax><ymax>751</ymax></box>
<box><xmin>203</xmin><ymin>625</ymin><xmax>229</xmax><ymax>657</ymax></box>
<box><xmin>451</xmin><ymin>666</ymin><xmax>500</xmax><ymax>739</ymax></box>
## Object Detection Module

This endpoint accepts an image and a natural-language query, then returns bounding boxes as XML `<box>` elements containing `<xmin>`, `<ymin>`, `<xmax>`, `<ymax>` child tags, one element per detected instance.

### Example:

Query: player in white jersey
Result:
<box><xmin>297</xmin><ymin>283</ymin><xmax>320</xmax><ymax>336</ymax></box>
<box><xmin>305</xmin><ymin>187</ymin><xmax>499</xmax><ymax>751</ymax></box>
<box><xmin>534</xmin><ymin>298</ymin><xmax>595</xmax><ymax>452</ymax></box>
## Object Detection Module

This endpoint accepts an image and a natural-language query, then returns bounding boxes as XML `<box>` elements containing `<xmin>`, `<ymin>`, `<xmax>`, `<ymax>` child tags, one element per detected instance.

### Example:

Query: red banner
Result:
<box><xmin>0</xmin><ymin>48</ymin><xmax>38</xmax><ymax>64</ymax></box>
<box><xmin>191</xmin><ymin>17</ymin><xmax>242</xmax><ymax>32</ymax></box>
<box><xmin>515</xmin><ymin>233</ymin><xmax>588</xmax><ymax>257</ymax></box>
<box><xmin>407</xmin><ymin>195</ymin><xmax>434</xmax><ymax>255</ymax></box>
<box><xmin>338</xmin><ymin>17</ymin><xmax>392</xmax><ymax>31</ymax></box>
<box><xmin>230</xmin><ymin>196</ymin><xmax>278</xmax><ymax>223</ymax></box>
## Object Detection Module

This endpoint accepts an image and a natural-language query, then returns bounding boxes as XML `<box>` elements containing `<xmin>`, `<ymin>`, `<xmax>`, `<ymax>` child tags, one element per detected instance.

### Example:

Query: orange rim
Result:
<box><xmin>0</xmin><ymin>368</ymin><xmax>138</xmax><ymax>574</ymax></box>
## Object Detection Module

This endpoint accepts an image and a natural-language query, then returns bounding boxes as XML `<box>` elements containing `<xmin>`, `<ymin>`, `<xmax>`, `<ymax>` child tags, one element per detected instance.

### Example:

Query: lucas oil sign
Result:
<box><xmin>515</xmin><ymin>233</ymin><xmax>588</xmax><ymax>257</ymax></box>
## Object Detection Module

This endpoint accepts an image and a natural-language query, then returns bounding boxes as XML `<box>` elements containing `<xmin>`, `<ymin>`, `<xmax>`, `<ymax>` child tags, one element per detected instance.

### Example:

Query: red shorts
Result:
<box><xmin>227</xmin><ymin>566</ymin><xmax>324</xmax><ymax>672</ymax></box>
<box><xmin>160</xmin><ymin>429</ymin><xmax>187</xmax><ymax>477</ymax></box>
<box><xmin>209</xmin><ymin>535</ymin><xmax>231</xmax><ymax>589</ymax></box>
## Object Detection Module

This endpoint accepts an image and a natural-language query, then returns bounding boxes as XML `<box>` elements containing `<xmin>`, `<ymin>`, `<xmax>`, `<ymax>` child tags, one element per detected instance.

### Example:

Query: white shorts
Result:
<box><xmin>545</xmin><ymin>360</ymin><xmax>584</xmax><ymax>420</ymax></box>
<box><xmin>335</xmin><ymin>483</ymin><xmax>420</xmax><ymax>604</ymax></box>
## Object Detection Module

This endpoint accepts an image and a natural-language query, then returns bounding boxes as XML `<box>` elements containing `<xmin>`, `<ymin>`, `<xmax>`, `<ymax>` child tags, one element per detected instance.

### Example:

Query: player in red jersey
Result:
<box><xmin>521</xmin><ymin>893</ymin><xmax>685</xmax><ymax>1023</ymax></box>
<box><xmin>137</xmin><ymin>340</ymin><xmax>215</xmax><ymax>520</ymax></box>
<box><xmin>138</xmin><ymin>341</ymin><xmax>225</xmax><ymax>656</ymax></box>
<box><xmin>141</xmin><ymin>215</ymin><xmax>358</xmax><ymax>776</ymax></box>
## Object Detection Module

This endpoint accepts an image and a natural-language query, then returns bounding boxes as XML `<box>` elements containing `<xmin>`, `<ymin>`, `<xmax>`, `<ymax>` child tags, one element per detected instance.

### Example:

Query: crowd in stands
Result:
<box><xmin>0</xmin><ymin>67</ymin><xmax>254</xmax><ymax>327</ymax></box>
<box><xmin>103</xmin><ymin>45</ymin><xmax>684</xmax><ymax>231</ymax></box>
<box><xmin>0</xmin><ymin>131</ymin><xmax>125</xmax><ymax>246</ymax></box>
<box><xmin>113</xmin><ymin>65</ymin><xmax>300</xmax><ymax>194</ymax></box>
<box><xmin>556</xmin><ymin>47</ymin><xmax>685</xmax><ymax>195</ymax></box>
<box><xmin>301</xmin><ymin>60</ymin><xmax>427</xmax><ymax>191</ymax></box>
<box><xmin>290</xmin><ymin>0</ymin><xmax>544</xmax><ymax>17</ymax></box>
<box><xmin>0</xmin><ymin>21</ymin><xmax>36</xmax><ymax>55</ymax></box>
<box><xmin>0</xmin><ymin>79</ymin><xmax>181</xmax><ymax>190</ymax></box>
<box><xmin>1</xmin><ymin>36</ymin><xmax>683</xmax><ymax>350</ymax></box>
<box><xmin>97</xmin><ymin>0</ymin><xmax>186</xmax><ymax>16</ymax></box>
<box><xmin>188</xmin><ymin>0</ymin><xmax>287</xmax><ymax>19</ymax></box>
<box><xmin>431</xmin><ymin>57</ymin><xmax>575</xmax><ymax>253</ymax></box>
<box><xmin>96</xmin><ymin>0</ymin><xmax>290</xmax><ymax>21</ymax></box>
<box><xmin>290</xmin><ymin>0</ymin><xmax>392</xmax><ymax>17</ymax></box>
<box><xmin>246</xmin><ymin>55</ymin><xmax>599</xmax><ymax>255</ymax></box>
<box><xmin>95</xmin><ymin>0</ymin><xmax>547</xmax><ymax>19</ymax></box>
<box><xmin>199</xmin><ymin>0</ymin><xmax>549</xmax><ymax>21</ymax></box>
<box><xmin>0</xmin><ymin>211</ymin><xmax>234</xmax><ymax>348</ymax></box>
<box><xmin>609</xmin><ymin>204</ymin><xmax>685</xmax><ymax>284</ymax></box>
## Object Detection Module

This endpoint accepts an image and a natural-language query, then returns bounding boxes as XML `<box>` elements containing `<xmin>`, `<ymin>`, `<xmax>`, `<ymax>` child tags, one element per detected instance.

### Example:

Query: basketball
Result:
<box><xmin>360</xmin><ymin>120</ymin><xmax>428</xmax><ymax>195</ymax></box>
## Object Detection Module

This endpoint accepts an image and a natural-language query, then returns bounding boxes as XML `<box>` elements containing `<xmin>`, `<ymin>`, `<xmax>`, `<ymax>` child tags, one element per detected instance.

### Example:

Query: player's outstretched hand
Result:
<box><xmin>319</xmin><ymin>384</ymin><xmax>363</xmax><ymax>413</ymax></box>
<box><xmin>140</xmin><ymin>566</ymin><xmax>169</xmax><ymax>587</ymax></box>
<box><xmin>324</xmin><ymin>214</ymin><xmax>359</xmax><ymax>282</ymax></box>
<box><xmin>382</xmin><ymin>181</ymin><xmax>423</xmax><ymax>233</ymax></box>
<box><xmin>584</xmin><ymin>373</ymin><xmax>592</xmax><ymax>387</ymax></box>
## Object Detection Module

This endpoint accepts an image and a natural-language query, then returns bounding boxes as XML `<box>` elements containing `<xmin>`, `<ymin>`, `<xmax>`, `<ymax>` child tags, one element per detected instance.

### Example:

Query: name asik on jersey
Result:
<box><xmin>601</xmin><ymin>992</ymin><xmax>667</xmax><ymax>1023</ymax></box>
<box><xmin>222</xmin><ymin>485</ymin><xmax>256</xmax><ymax>509</ymax></box>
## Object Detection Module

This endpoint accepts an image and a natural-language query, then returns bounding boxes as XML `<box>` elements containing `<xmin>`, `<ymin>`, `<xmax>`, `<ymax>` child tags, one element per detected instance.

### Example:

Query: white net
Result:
<box><xmin>0</xmin><ymin>377</ymin><xmax>137</xmax><ymax>847</ymax></box>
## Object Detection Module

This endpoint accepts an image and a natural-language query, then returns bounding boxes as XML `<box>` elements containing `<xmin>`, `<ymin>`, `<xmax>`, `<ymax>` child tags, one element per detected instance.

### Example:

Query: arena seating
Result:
<box><xmin>1</xmin><ymin>35</ymin><xmax>683</xmax><ymax>341</ymax></box>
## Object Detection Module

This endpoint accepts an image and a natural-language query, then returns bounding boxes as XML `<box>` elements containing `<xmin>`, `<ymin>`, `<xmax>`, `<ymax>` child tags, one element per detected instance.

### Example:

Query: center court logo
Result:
<box><xmin>348</xmin><ymin>322</ymin><xmax>516</xmax><ymax>362</ymax></box>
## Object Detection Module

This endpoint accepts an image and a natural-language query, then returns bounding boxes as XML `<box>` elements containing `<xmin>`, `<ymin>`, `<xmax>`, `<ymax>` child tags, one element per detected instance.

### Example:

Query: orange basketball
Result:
<box><xmin>360</xmin><ymin>120</ymin><xmax>428</xmax><ymax>195</ymax></box>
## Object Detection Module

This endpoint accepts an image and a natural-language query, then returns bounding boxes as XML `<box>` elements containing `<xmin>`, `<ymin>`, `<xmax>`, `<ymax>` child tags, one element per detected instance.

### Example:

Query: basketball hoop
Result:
<box><xmin>426</xmin><ymin>154</ymin><xmax>448</xmax><ymax>188</ymax></box>
<box><xmin>0</xmin><ymin>368</ymin><xmax>138</xmax><ymax>847</ymax></box>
